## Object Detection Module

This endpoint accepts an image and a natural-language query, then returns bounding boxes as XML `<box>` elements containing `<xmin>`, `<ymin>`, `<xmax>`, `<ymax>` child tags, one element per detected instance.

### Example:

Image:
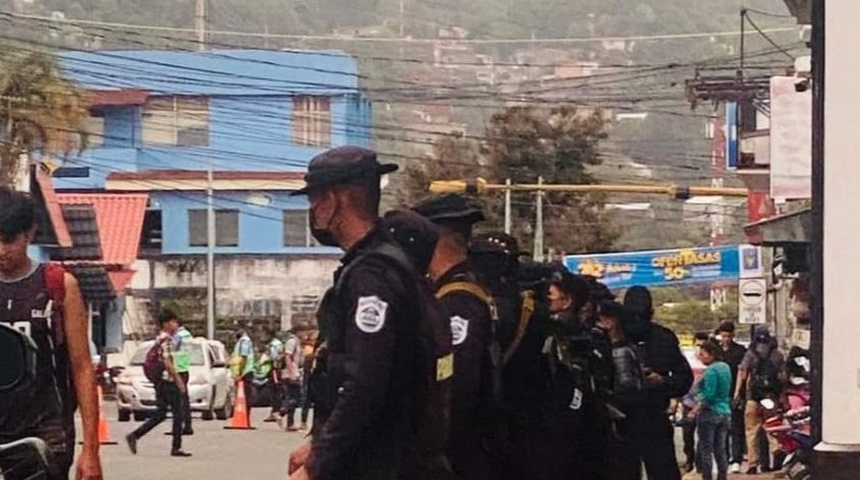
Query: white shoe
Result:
<box><xmin>729</xmin><ymin>463</ymin><xmax>741</xmax><ymax>474</ymax></box>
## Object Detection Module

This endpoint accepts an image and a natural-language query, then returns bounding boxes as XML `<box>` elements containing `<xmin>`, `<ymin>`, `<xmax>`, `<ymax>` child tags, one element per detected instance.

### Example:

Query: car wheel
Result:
<box><xmin>133</xmin><ymin>411</ymin><xmax>147</xmax><ymax>422</ymax></box>
<box><xmin>118</xmin><ymin>409</ymin><xmax>131</xmax><ymax>422</ymax></box>
<box><xmin>216</xmin><ymin>389</ymin><xmax>234</xmax><ymax>420</ymax></box>
<box><xmin>202</xmin><ymin>390</ymin><xmax>215</xmax><ymax>421</ymax></box>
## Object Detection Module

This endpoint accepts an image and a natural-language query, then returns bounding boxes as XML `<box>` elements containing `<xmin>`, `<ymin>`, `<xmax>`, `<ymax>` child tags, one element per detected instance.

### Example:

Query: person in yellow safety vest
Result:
<box><xmin>173</xmin><ymin>324</ymin><xmax>194</xmax><ymax>435</ymax></box>
<box><xmin>263</xmin><ymin>328</ymin><xmax>285</xmax><ymax>423</ymax></box>
<box><xmin>230</xmin><ymin>328</ymin><xmax>256</xmax><ymax>426</ymax></box>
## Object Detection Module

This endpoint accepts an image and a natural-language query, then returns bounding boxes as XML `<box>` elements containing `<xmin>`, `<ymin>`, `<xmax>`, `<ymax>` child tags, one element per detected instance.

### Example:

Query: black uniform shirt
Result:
<box><xmin>308</xmin><ymin>223</ymin><xmax>451</xmax><ymax>480</ymax></box>
<box><xmin>434</xmin><ymin>262</ymin><xmax>493</xmax><ymax>451</ymax></box>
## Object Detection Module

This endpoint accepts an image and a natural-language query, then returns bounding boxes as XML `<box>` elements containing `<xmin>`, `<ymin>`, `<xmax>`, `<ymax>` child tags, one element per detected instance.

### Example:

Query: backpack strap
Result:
<box><xmin>436</xmin><ymin>281</ymin><xmax>499</xmax><ymax>322</ymax></box>
<box><xmin>43</xmin><ymin>263</ymin><xmax>67</xmax><ymax>345</ymax></box>
<box><xmin>501</xmin><ymin>290</ymin><xmax>536</xmax><ymax>366</ymax></box>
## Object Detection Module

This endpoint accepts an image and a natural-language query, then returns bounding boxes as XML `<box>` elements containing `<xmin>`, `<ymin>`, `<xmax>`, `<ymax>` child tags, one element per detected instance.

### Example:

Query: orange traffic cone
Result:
<box><xmin>81</xmin><ymin>385</ymin><xmax>118</xmax><ymax>445</ymax></box>
<box><xmin>224</xmin><ymin>380</ymin><xmax>255</xmax><ymax>430</ymax></box>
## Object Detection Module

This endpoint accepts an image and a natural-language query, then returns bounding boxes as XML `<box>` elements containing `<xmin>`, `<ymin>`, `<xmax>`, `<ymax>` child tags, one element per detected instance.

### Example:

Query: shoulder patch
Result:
<box><xmin>355</xmin><ymin>296</ymin><xmax>388</xmax><ymax>333</ymax></box>
<box><xmin>450</xmin><ymin>316</ymin><xmax>470</xmax><ymax>346</ymax></box>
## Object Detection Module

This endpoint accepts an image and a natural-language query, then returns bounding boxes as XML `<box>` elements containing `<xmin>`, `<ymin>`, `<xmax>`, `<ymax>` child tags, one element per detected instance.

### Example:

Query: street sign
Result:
<box><xmin>739</xmin><ymin>278</ymin><xmax>767</xmax><ymax>325</ymax></box>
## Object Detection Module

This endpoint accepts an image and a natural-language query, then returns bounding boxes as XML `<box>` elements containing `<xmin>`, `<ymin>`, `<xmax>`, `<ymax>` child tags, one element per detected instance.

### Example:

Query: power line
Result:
<box><xmin>2</xmin><ymin>11</ymin><xmax>798</xmax><ymax>45</ymax></box>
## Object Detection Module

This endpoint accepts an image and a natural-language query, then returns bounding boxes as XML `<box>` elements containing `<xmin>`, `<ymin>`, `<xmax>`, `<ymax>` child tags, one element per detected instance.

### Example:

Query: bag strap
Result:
<box><xmin>501</xmin><ymin>290</ymin><xmax>536</xmax><ymax>366</ymax></box>
<box><xmin>435</xmin><ymin>281</ymin><xmax>499</xmax><ymax>322</ymax></box>
<box><xmin>44</xmin><ymin>263</ymin><xmax>66</xmax><ymax>345</ymax></box>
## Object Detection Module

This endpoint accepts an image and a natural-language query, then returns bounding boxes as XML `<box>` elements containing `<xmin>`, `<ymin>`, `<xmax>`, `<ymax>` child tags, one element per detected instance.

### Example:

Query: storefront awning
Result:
<box><xmin>744</xmin><ymin>208</ymin><xmax>811</xmax><ymax>245</ymax></box>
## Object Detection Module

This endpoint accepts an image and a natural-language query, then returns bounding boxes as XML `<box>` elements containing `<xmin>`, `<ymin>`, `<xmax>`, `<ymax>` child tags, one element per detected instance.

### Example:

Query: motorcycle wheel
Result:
<box><xmin>789</xmin><ymin>467</ymin><xmax>811</xmax><ymax>480</ymax></box>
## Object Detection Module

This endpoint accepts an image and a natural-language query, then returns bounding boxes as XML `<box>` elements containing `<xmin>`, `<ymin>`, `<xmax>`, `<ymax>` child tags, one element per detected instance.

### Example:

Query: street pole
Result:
<box><xmin>504</xmin><ymin>178</ymin><xmax>512</xmax><ymax>234</ymax></box>
<box><xmin>812</xmin><ymin>0</ymin><xmax>860</xmax><ymax>475</ymax></box>
<box><xmin>206</xmin><ymin>164</ymin><xmax>215</xmax><ymax>340</ymax></box>
<box><xmin>195</xmin><ymin>0</ymin><xmax>206</xmax><ymax>51</ymax></box>
<box><xmin>429</xmin><ymin>178</ymin><xmax>749</xmax><ymax>198</ymax></box>
<box><xmin>533</xmin><ymin>176</ymin><xmax>544</xmax><ymax>262</ymax></box>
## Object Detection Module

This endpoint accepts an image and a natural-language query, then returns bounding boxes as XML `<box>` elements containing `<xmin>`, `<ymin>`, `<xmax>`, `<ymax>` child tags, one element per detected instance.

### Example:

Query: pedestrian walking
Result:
<box><xmin>733</xmin><ymin>326</ymin><xmax>784</xmax><ymax>474</ymax></box>
<box><xmin>681</xmin><ymin>332</ymin><xmax>711</xmax><ymax>474</ymax></box>
<box><xmin>278</xmin><ymin>330</ymin><xmax>304</xmax><ymax>431</ymax></box>
<box><xmin>689</xmin><ymin>341</ymin><xmax>733</xmax><ymax>480</ymax></box>
<box><xmin>715</xmin><ymin>321</ymin><xmax>748</xmax><ymax>473</ymax></box>
<box><xmin>298</xmin><ymin>336</ymin><xmax>316</xmax><ymax>432</ymax></box>
<box><xmin>173</xmin><ymin>322</ymin><xmax>194</xmax><ymax>435</ymax></box>
<box><xmin>0</xmin><ymin>187</ymin><xmax>103</xmax><ymax>479</ymax></box>
<box><xmin>263</xmin><ymin>329</ymin><xmax>285</xmax><ymax>424</ymax></box>
<box><xmin>286</xmin><ymin>146</ymin><xmax>455</xmax><ymax>480</ymax></box>
<box><xmin>126</xmin><ymin>310</ymin><xmax>191</xmax><ymax>457</ymax></box>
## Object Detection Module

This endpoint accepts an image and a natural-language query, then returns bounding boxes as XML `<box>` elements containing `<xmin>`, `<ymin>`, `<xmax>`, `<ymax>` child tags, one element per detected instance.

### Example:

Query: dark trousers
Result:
<box><xmin>698</xmin><ymin>411</ymin><xmax>730</xmax><ymax>480</ymax></box>
<box><xmin>178</xmin><ymin>372</ymin><xmax>192</xmax><ymax>433</ymax></box>
<box><xmin>280</xmin><ymin>381</ymin><xmax>302</xmax><ymax>427</ymax></box>
<box><xmin>682</xmin><ymin>405</ymin><xmax>698</xmax><ymax>468</ymax></box>
<box><xmin>131</xmin><ymin>380</ymin><xmax>183</xmax><ymax>451</ymax></box>
<box><xmin>728</xmin><ymin>407</ymin><xmax>746</xmax><ymax>464</ymax></box>
<box><xmin>268</xmin><ymin>376</ymin><xmax>282</xmax><ymax>416</ymax></box>
<box><xmin>634</xmin><ymin>408</ymin><xmax>682</xmax><ymax>480</ymax></box>
<box><xmin>300</xmin><ymin>375</ymin><xmax>312</xmax><ymax>424</ymax></box>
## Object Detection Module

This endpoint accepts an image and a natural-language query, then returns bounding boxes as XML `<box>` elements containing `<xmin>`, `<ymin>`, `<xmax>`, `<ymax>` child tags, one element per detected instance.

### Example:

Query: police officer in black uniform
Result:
<box><xmin>287</xmin><ymin>146</ymin><xmax>454</xmax><ymax>480</ymax></box>
<box><xmin>412</xmin><ymin>194</ymin><xmax>497</xmax><ymax>480</ymax></box>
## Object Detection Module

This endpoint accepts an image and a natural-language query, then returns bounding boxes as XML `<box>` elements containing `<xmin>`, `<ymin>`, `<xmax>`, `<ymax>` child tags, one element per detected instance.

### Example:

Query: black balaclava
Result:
<box><xmin>623</xmin><ymin>285</ymin><xmax>654</xmax><ymax>342</ymax></box>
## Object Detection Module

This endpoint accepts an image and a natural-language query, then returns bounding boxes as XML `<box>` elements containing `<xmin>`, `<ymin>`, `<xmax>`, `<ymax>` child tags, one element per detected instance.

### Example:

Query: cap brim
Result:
<box><xmin>378</xmin><ymin>163</ymin><xmax>399</xmax><ymax>175</ymax></box>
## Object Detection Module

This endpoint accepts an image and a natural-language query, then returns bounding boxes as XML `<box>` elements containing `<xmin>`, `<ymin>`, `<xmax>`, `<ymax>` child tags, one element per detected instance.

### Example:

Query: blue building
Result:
<box><xmin>53</xmin><ymin>49</ymin><xmax>371</xmax><ymax>256</ymax></box>
<box><xmin>47</xmin><ymin>49</ymin><xmax>372</xmax><ymax>340</ymax></box>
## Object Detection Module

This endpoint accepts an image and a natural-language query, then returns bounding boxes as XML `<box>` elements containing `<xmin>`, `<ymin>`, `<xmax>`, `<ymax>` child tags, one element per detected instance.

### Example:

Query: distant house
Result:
<box><xmin>50</xmin><ymin>49</ymin><xmax>372</xmax><ymax>341</ymax></box>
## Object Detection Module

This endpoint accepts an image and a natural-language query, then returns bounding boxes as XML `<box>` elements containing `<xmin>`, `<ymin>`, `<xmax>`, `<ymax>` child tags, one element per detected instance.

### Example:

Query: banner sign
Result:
<box><xmin>564</xmin><ymin>245</ymin><xmax>759</xmax><ymax>289</ymax></box>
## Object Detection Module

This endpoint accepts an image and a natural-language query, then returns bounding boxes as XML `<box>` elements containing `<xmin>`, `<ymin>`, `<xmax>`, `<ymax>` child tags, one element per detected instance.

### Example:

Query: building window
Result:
<box><xmin>142</xmin><ymin>96</ymin><xmax>210</xmax><ymax>147</ymax></box>
<box><xmin>283</xmin><ymin>210</ymin><xmax>311</xmax><ymax>247</ymax></box>
<box><xmin>292</xmin><ymin>96</ymin><xmax>331</xmax><ymax>147</ymax></box>
<box><xmin>82</xmin><ymin>113</ymin><xmax>105</xmax><ymax>148</ymax></box>
<box><xmin>188</xmin><ymin>209</ymin><xmax>239</xmax><ymax>247</ymax></box>
<box><xmin>139</xmin><ymin>210</ymin><xmax>163</xmax><ymax>254</ymax></box>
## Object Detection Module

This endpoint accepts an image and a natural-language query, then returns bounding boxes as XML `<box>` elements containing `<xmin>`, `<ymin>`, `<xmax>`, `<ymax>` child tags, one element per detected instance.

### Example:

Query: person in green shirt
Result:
<box><xmin>173</xmin><ymin>324</ymin><xmax>194</xmax><ymax>435</ymax></box>
<box><xmin>689</xmin><ymin>341</ymin><xmax>732</xmax><ymax>480</ymax></box>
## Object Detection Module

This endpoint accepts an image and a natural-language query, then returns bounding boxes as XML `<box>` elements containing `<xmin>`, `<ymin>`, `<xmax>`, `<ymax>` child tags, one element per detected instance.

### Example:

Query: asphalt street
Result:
<box><xmin>77</xmin><ymin>403</ymin><xmax>306</xmax><ymax>480</ymax></box>
<box><xmin>72</xmin><ymin>403</ymin><xmax>779</xmax><ymax>480</ymax></box>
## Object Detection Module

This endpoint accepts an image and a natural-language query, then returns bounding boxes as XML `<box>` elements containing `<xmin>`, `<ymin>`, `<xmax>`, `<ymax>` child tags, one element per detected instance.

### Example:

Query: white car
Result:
<box><xmin>115</xmin><ymin>337</ymin><xmax>235</xmax><ymax>422</ymax></box>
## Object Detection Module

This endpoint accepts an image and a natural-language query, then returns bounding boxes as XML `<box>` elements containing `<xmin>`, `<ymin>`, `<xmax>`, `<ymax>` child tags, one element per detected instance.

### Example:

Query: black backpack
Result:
<box><xmin>749</xmin><ymin>350</ymin><xmax>782</xmax><ymax>401</ymax></box>
<box><xmin>0</xmin><ymin>323</ymin><xmax>39</xmax><ymax>410</ymax></box>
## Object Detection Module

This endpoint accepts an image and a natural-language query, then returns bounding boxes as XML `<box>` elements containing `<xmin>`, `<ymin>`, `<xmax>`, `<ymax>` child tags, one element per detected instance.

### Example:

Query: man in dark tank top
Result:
<box><xmin>0</xmin><ymin>186</ymin><xmax>103</xmax><ymax>480</ymax></box>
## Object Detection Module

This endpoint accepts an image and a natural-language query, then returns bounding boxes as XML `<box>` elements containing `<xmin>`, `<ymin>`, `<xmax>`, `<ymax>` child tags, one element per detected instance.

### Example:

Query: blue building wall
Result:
<box><xmin>54</xmin><ymin>50</ymin><xmax>371</xmax><ymax>190</ymax></box>
<box><xmin>51</xmin><ymin>50</ymin><xmax>370</xmax><ymax>256</ymax></box>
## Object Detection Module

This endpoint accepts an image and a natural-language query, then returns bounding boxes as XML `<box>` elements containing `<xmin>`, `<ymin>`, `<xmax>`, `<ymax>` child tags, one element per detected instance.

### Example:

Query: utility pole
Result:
<box><xmin>195</xmin><ymin>0</ymin><xmax>206</xmax><ymax>51</ymax></box>
<box><xmin>429</xmin><ymin>178</ymin><xmax>750</xmax><ymax>198</ymax></box>
<box><xmin>504</xmin><ymin>178</ymin><xmax>512</xmax><ymax>234</ymax></box>
<box><xmin>206</xmin><ymin>165</ymin><xmax>215</xmax><ymax>340</ymax></box>
<box><xmin>533</xmin><ymin>176</ymin><xmax>544</xmax><ymax>262</ymax></box>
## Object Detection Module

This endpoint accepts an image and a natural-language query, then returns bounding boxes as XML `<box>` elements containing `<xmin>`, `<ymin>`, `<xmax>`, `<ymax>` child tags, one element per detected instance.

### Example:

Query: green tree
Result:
<box><xmin>0</xmin><ymin>49</ymin><xmax>89</xmax><ymax>186</ymax></box>
<box><xmin>403</xmin><ymin>106</ymin><xmax>619</xmax><ymax>255</ymax></box>
<box><xmin>484</xmin><ymin>106</ymin><xmax>619</xmax><ymax>254</ymax></box>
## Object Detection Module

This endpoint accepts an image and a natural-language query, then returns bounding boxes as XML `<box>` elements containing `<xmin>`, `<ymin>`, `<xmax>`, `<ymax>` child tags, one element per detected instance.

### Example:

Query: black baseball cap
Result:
<box><xmin>292</xmin><ymin>146</ymin><xmax>398</xmax><ymax>195</ymax></box>
<box><xmin>597</xmin><ymin>300</ymin><xmax>626</xmax><ymax>319</ymax></box>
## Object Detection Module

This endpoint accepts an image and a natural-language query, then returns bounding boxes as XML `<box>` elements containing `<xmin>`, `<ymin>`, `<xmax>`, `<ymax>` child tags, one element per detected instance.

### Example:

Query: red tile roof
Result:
<box><xmin>108</xmin><ymin>270</ymin><xmax>137</xmax><ymax>292</ymax></box>
<box><xmin>107</xmin><ymin>170</ymin><xmax>305</xmax><ymax>182</ymax></box>
<box><xmin>34</xmin><ymin>169</ymin><xmax>73</xmax><ymax>248</ymax></box>
<box><xmin>56</xmin><ymin>193</ymin><xmax>149</xmax><ymax>266</ymax></box>
<box><xmin>85</xmin><ymin>89</ymin><xmax>149</xmax><ymax>107</ymax></box>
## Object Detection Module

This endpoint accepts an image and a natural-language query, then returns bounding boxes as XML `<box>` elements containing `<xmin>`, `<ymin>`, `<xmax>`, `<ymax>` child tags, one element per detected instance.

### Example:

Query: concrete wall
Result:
<box><xmin>128</xmin><ymin>255</ymin><xmax>339</xmax><ymax>336</ymax></box>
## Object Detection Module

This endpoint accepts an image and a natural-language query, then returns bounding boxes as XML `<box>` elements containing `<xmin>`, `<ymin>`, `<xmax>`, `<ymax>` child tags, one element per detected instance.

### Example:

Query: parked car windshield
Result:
<box><xmin>130</xmin><ymin>343</ymin><xmax>207</xmax><ymax>366</ymax></box>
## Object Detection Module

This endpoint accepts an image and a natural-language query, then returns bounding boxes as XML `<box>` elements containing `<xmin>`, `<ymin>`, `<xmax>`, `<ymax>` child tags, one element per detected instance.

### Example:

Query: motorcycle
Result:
<box><xmin>0</xmin><ymin>437</ymin><xmax>56</xmax><ymax>480</ymax></box>
<box><xmin>761</xmin><ymin>399</ymin><xmax>812</xmax><ymax>480</ymax></box>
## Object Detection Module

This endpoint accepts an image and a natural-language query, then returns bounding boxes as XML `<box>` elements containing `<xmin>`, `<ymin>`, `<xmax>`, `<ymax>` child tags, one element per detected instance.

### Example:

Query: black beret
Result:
<box><xmin>293</xmin><ymin>146</ymin><xmax>398</xmax><ymax>195</ymax></box>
